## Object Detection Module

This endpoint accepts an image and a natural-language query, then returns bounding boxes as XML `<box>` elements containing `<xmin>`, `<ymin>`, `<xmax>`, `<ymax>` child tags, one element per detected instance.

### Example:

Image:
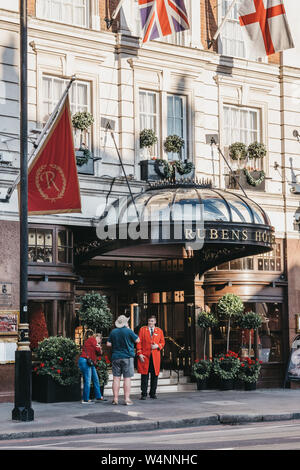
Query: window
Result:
<box><xmin>167</xmin><ymin>94</ymin><xmax>187</xmax><ymax>161</ymax></box>
<box><xmin>36</xmin><ymin>0</ymin><xmax>89</xmax><ymax>28</ymax></box>
<box><xmin>28</xmin><ymin>228</ymin><xmax>53</xmax><ymax>263</ymax></box>
<box><xmin>28</xmin><ymin>226</ymin><xmax>73</xmax><ymax>265</ymax></box>
<box><xmin>42</xmin><ymin>75</ymin><xmax>93</xmax><ymax>174</ymax></box>
<box><xmin>57</xmin><ymin>230</ymin><xmax>73</xmax><ymax>264</ymax></box>
<box><xmin>224</xmin><ymin>105</ymin><xmax>260</xmax><ymax>147</ymax></box>
<box><xmin>139</xmin><ymin>90</ymin><xmax>160</xmax><ymax>158</ymax></box>
<box><xmin>209</xmin><ymin>301</ymin><xmax>284</xmax><ymax>363</ymax></box>
<box><xmin>219</xmin><ymin>0</ymin><xmax>246</xmax><ymax>58</ymax></box>
<box><xmin>211</xmin><ymin>241</ymin><xmax>284</xmax><ymax>273</ymax></box>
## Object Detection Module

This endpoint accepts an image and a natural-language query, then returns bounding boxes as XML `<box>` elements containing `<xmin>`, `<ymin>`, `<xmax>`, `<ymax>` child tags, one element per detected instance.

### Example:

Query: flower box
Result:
<box><xmin>32</xmin><ymin>373</ymin><xmax>81</xmax><ymax>403</ymax></box>
<box><xmin>227</xmin><ymin>169</ymin><xmax>265</xmax><ymax>191</ymax></box>
<box><xmin>139</xmin><ymin>159</ymin><xmax>195</xmax><ymax>182</ymax></box>
<box><xmin>139</xmin><ymin>159</ymin><xmax>161</xmax><ymax>181</ymax></box>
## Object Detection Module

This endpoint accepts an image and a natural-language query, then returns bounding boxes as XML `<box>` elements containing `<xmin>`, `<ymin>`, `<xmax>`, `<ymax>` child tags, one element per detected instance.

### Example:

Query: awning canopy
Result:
<box><xmin>75</xmin><ymin>182</ymin><xmax>274</xmax><ymax>274</ymax></box>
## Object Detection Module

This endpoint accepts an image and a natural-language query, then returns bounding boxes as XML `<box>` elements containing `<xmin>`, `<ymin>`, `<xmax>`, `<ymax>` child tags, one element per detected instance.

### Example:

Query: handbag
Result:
<box><xmin>83</xmin><ymin>345</ymin><xmax>94</xmax><ymax>367</ymax></box>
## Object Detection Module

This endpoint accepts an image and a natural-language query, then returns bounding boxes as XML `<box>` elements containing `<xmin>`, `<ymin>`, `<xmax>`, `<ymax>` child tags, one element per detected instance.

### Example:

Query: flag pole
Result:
<box><xmin>3</xmin><ymin>76</ymin><xmax>76</xmax><ymax>202</ymax></box>
<box><xmin>106</xmin><ymin>121</ymin><xmax>140</xmax><ymax>222</ymax></box>
<box><xmin>11</xmin><ymin>0</ymin><xmax>34</xmax><ymax>422</ymax></box>
<box><xmin>105</xmin><ymin>0</ymin><xmax>126</xmax><ymax>28</ymax></box>
<box><xmin>208</xmin><ymin>0</ymin><xmax>238</xmax><ymax>48</ymax></box>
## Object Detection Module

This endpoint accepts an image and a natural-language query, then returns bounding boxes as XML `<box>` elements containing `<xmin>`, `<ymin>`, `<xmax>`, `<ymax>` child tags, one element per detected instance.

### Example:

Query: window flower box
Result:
<box><xmin>227</xmin><ymin>169</ymin><xmax>266</xmax><ymax>191</ymax></box>
<box><xmin>139</xmin><ymin>159</ymin><xmax>195</xmax><ymax>182</ymax></box>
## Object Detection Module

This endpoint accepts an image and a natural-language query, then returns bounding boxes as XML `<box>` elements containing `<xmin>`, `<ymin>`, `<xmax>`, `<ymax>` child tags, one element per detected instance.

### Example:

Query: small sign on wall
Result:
<box><xmin>0</xmin><ymin>310</ymin><xmax>19</xmax><ymax>335</ymax></box>
<box><xmin>0</xmin><ymin>283</ymin><xmax>12</xmax><ymax>307</ymax></box>
<box><xmin>0</xmin><ymin>341</ymin><xmax>17</xmax><ymax>364</ymax></box>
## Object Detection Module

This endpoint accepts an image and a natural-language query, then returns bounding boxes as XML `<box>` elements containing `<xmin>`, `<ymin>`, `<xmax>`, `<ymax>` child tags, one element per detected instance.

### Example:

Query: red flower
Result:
<box><xmin>59</xmin><ymin>357</ymin><xmax>63</xmax><ymax>362</ymax></box>
<box><xmin>40</xmin><ymin>363</ymin><xmax>45</xmax><ymax>368</ymax></box>
<box><xmin>57</xmin><ymin>369</ymin><xmax>61</xmax><ymax>374</ymax></box>
<box><xmin>241</xmin><ymin>363</ymin><xmax>245</xmax><ymax>367</ymax></box>
<box><xmin>195</xmin><ymin>359</ymin><xmax>199</xmax><ymax>363</ymax></box>
<box><xmin>34</xmin><ymin>367</ymin><xmax>38</xmax><ymax>372</ymax></box>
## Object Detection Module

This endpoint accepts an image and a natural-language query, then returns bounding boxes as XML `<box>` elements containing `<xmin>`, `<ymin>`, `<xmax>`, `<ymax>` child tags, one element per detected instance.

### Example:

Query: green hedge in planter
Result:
<box><xmin>34</xmin><ymin>336</ymin><xmax>80</xmax><ymax>387</ymax></box>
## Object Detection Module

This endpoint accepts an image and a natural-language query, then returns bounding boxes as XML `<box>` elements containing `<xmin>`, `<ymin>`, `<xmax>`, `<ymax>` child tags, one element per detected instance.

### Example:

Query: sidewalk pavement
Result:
<box><xmin>1</xmin><ymin>388</ymin><xmax>300</xmax><ymax>441</ymax></box>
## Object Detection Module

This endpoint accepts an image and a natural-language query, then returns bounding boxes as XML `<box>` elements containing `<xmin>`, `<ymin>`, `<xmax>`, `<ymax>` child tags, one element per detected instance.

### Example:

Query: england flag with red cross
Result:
<box><xmin>138</xmin><ymin>0</ymin><xmax>190</xmax><ymax>43</ymax></box>
<box><xmin>238</xmin><ymin>0</ymin><xmax>294</xmax><ymax>58</ymax></box>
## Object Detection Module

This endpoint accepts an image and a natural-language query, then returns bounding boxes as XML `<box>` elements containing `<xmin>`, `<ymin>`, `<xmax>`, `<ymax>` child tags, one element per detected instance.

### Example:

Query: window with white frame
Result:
<box><xmin>223</xmin><ymin>104</ymin><xmax>262</xmax><ymax>168</ymax></box>
<box><xmin>167</xmin><ymin>94</ymin><xmax>187</xmax><ymax>161</ymax></box>
<box><xmin>219</xmin><ymin>0</ymin><xmax>246</xmax><ymax>58</ymax></box>
<box><xmin>139</xmin><ymin>90</ymin><xmax>160</xmax><ymax>158</ymax></box>
<box><xmin>36</xmin><ymin>0</ymin><xmax>90</xmax><ymax>28</ymax></box>
<box><xmin>42</xmin><ymin>75</ymin><xmax>93</xmax><ymax>174</ymax></box>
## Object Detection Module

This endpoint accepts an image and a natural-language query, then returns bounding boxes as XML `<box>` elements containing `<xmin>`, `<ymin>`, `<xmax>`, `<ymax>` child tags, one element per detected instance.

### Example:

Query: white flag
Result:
<box><xmin>238</xmin><ymin>0</ymin><xmax>294</xmax><ymax>58</ymax></box>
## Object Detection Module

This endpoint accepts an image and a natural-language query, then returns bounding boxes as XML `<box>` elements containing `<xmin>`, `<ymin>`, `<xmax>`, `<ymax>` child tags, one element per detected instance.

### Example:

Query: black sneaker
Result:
<box><xmin>140</xmin><ymin>395</ymin><xmax>147</xmax><ymax>400</ymax></box>
<box><xmin>150</xmin><ymin>395</ymin><xmax>157</xmax><ymax>399</ymax></box>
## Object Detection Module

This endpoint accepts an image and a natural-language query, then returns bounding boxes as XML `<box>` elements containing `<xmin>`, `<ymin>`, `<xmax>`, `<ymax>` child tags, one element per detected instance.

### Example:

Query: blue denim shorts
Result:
<box><xmin>112</xmin><ymin>357</ymin><xmax>134</xmax><ymax>378</ymax></box>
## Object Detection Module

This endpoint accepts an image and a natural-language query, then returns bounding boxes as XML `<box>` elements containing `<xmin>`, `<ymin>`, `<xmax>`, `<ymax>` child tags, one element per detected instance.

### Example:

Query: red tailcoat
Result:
<box><xmin>137</xmin><ymin>326</ymin><xmax>165</xmax><ymax>376</ymax></box>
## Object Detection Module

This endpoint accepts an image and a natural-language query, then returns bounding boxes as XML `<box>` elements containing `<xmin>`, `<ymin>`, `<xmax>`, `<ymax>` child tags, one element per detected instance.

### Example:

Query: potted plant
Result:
<box><xmin>238</xmin><ymin>357</ymin><xmax>262</xmax><ymax>390</ymax></box>
<box><xmin>237</xmin><ymin>311</ymin><xmax>263</xmax><ymax>358</ymax></box>
<box><xmin>32</xmin><ymin>336</ymin><xmax>81</xmax><ymax>403</ymax></box>
<box><xmin>95</xmin><ymin>355</ymin><xmax>111</xmax><ymax>396</ymax></box>
<box><xmin>217</xmin><ymin>294</ymin><xmax>244</xmax><ymax>352</ymax></box>
<box><xmin>192</xmin><ymin>358</ymin><xmax>212</xmax><ymax>390</ymax></box>
<box><xmin>213</xmin><ymin>350</ymin><xmax>241</xmax><ymax>390</ymax></box>
<box><xmin>197</xmin><ymin>309</ymin><xmax>218</xmax><ymax>359</ymax></box>
<box><xmin>78</xmin><ymin>291</ymin><xmax>113</xmax><ymax>335</ymax></box>
<box><xmin>139</xmin><ymin>128</ymin><xmax>160</xmax><ymax>180</ymax></box>
<box><xmin>164</xmin><ymin>134</ymin><xmax>184</xmax><ymax>156</ymax></box>
<box><xmin>228</xmin><ymin>142</ymin><xmax>247</xmax><ymax>169</ymax></box>
<box><xmin>72</xmin><ymin>111</ymin><xmax>94</xmax><ymax>166</ymax></box>
<box><xmin>140</xmin><ymin>128</ymin><xmax>158</xmax><ymax>157</ymax></box>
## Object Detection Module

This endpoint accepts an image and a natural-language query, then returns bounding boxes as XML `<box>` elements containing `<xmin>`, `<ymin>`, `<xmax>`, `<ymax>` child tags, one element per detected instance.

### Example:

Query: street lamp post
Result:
<box><xmin>12</xmin><ymin>0</ymin><xmax>34</xmax><ymax>422</ymax></box>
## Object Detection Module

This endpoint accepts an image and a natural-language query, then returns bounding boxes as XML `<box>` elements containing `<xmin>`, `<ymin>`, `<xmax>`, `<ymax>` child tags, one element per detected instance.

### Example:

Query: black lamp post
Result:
<box><xmin>12</xmin><ymin>0</ymin><xmax>34</xmax><ymax>422</ymax></box>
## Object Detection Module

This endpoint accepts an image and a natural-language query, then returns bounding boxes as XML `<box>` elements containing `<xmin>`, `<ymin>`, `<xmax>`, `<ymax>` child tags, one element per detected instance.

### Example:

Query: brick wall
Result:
<box><xmin>201</xmin><ymin>0</ymin><xmax>218</xmax><ymax>52</ymax></box>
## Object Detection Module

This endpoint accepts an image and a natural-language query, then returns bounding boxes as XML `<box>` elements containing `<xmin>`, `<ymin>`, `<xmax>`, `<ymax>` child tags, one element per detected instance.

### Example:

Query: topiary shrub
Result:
<box><xmin>29</xmin><ymin>304</ymin><xmax>49</xmax><ymax>351</ymax></box>
<box><xmin>78</xmin><ymin>291</ymin><xmax>113</xmax><ymax>334</ymax></box>
<box><xmin>217</xmin><ymin>294</ymin><xmax>244</xmax><ymax>352</ymax></box>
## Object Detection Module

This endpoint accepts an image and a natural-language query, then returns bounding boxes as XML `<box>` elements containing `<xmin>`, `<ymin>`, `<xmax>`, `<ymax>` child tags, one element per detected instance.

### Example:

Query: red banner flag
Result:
<box><xmin>24</xmin><ymin>96</ymin><xmax>82</xmax><ymax>215</ymax></box>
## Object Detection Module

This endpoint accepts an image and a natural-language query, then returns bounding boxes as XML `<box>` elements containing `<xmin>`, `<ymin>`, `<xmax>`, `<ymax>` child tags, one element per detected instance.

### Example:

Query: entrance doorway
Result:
<box><xmin>138</xmin><ymin>290</ymin><xmax>194</xmax><ymax>373</ymax></box>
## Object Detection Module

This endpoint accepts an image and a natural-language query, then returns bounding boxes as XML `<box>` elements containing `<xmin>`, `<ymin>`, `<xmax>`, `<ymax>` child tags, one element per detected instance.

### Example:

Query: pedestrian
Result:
<box><xmin>106</xmin><ymin>315</ymin><xmax>140</xmax><ymax>406</ymax></box>
<box><xmin>78</xmin><ymin>330</ymin><xmax>106</xmax><ymax>404</ymax></box>
<box><xmin>137</xmin><ymin>315</ymin><xmax>165</xmax><ymax>400</ymax></box>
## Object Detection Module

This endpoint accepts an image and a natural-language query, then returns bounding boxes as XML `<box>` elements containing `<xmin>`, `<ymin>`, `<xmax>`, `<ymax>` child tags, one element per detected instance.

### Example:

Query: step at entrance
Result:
<box><xmin>103</xmin><ymin>370</ymin><xmax>197</xmax><ymax>396</ymax></box>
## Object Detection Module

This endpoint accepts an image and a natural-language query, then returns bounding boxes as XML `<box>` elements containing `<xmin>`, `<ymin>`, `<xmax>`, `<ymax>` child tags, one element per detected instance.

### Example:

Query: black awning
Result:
<box><xmin>75</xmin><ymin>182</ymin><xmax>274</xmax><ymax>274</ymax></box>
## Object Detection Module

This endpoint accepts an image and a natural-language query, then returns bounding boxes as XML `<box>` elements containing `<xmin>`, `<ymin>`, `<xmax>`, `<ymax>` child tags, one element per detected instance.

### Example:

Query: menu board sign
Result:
<box><xmin>0</xmin><ymin>310</ymin><xmax>19</xmax><ymax>335</ymax></box>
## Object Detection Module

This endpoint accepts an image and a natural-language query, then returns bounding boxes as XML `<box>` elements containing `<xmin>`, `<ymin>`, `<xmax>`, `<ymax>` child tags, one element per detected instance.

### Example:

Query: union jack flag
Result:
<box><xmin>138</xmin><ymin>0</ymin><xmax>190</xmax><ymax>43</ymax></box>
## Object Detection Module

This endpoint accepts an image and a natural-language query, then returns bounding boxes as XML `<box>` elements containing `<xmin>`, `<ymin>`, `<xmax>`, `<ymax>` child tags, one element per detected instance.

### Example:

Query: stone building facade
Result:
<box><xmin>0</xmin><ymin>0</ymin><xmax>300</xmax><ymax>399</ymax></box>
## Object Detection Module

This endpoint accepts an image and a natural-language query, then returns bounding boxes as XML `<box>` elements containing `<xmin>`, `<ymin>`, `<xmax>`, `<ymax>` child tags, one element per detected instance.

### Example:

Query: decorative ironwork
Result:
<box><xmin>147</xmin><ymin>178</ymin><xmax>212</xmax><ymax>191</ymax></box>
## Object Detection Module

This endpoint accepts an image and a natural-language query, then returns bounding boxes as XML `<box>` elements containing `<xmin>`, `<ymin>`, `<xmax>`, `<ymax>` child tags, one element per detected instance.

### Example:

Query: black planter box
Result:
<box><xmin>139</xmin><ymin>159</ymin><xmax>195</xmax><ymax>182</ymax></box>
<box><xmin>32</xmin><ymin>373</ymin><xmax>81</xmax><ymax>403</ymax></box>
<box><xmin>227</xmin><ymin>170</ymin><xmax>265</xmax><ymax>191</ymax></box>
<box><xmin>139</xmin><ymin>159</ymin><xmax>161</xmax><ymax>181</ymax></box>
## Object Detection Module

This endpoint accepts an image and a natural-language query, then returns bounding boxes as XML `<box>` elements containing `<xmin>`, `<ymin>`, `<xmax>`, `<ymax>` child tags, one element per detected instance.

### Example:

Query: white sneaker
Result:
<box><xmin>81</xmin><ymin>400</ymin><xmax>95</xmax><ymax>404</ymax></box>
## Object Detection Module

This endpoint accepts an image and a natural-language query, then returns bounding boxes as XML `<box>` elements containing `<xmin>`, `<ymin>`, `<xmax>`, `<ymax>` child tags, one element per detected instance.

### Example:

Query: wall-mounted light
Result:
<box><xmin>293</xmin><ymin>130</ymin><xmax>300</xmax><ymax>142</ymax></box>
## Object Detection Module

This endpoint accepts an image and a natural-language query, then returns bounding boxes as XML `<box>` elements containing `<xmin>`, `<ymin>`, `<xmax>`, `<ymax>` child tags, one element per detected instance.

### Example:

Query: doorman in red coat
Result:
<box><xmin>137</xmin><ymin>315</ymin><xmax>165</xmax><ymax>399</ymax></box>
